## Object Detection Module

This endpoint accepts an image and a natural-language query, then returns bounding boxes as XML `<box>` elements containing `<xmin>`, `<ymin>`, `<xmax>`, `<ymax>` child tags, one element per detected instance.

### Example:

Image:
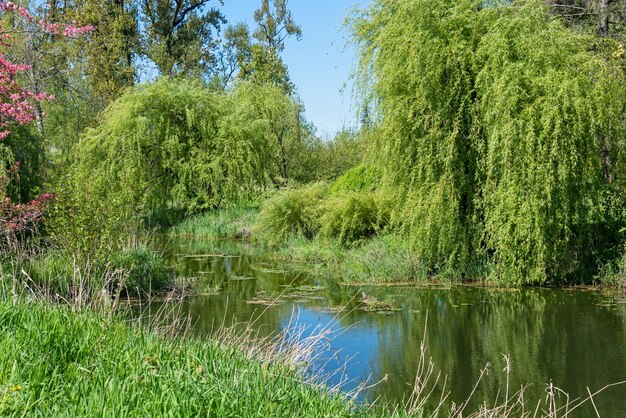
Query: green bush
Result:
<box><xmin>328</xmin><ymin>164</ymin><xmax>383</xmax><ymax>195</ymax></box>
<box><xmin>319</xmin><ymin>191</ymin><xmax>391</xmax><ymax>245</ymax></box>
<box><xmin>46</xmin><ymin>170</ymin><xmax>130</xmax><ymax>261</ymax></box>
<box><xmin>254</xmin><ymin>183</ymin><xmax>327</xmax><ymax>245</ymax></box>
<box><xmin>0</xmin><ymin>125</ymin><xmax>44</xmax><ymax>202</ymax></box>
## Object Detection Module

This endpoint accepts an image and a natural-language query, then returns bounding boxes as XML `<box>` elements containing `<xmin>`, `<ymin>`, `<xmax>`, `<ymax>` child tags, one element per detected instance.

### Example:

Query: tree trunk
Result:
<box><xmin>597</xmin><ymin>0</ymin><xmax>609</xmax><ymax>37</ymax></box>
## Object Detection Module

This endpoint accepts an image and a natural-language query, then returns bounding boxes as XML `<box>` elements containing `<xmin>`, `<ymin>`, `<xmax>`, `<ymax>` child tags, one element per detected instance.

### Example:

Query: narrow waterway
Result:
<box><xmin>149</xmin><ymin>237</ymin><xmax>626</xmax><ymax>416</ymax></box>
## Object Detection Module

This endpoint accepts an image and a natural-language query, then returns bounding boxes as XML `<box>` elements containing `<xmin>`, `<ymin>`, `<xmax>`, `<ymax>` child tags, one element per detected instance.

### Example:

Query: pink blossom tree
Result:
<box><xmin>0</xmin><ymin>1</ymin><xmax>92</xmax><ymax>247</ymax></box>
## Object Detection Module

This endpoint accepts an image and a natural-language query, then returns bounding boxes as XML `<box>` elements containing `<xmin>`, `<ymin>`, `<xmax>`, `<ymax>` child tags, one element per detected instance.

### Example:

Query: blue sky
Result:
<box><xmin>219</xmin><ymin>1</ymin><xmax>370</xmax><ymax>136</ymax></box>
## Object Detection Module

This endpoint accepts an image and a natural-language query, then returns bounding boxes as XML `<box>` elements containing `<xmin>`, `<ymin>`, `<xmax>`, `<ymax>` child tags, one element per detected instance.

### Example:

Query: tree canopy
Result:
<box><xmin>73</xmin><ymin>78</ymin><xmax>279</xmax><ymax>217</ymax></box>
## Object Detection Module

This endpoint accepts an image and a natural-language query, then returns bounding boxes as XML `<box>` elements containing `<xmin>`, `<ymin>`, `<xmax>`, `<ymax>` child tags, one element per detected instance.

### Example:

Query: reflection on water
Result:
<box><xmin>149</xmin><ymin>237</ymin><xmax>626</xmax><ymax>416</ymax></box>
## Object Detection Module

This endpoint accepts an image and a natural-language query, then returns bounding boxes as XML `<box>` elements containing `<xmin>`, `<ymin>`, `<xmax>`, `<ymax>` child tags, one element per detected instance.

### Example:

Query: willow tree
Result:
<box><xmin>352</xmin><ymin>0</ymin><xmax>626</xmax><ymax>284</ymax></box>
<box><xmin>235</xmin><ymin>80</ymin><xmax>310</xmax><ymax>185</ymax></box>
<box><xmin>74</xmin><ymin>78</ymin><xmax>276</xmax><ymax>218</ymax></box>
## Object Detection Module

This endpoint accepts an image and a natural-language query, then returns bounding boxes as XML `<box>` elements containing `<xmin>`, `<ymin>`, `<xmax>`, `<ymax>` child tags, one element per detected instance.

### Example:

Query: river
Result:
<box><xmin>149</xmin><ymin>237</ymin><xmax>626</xmax><ymax>416</ymax></box>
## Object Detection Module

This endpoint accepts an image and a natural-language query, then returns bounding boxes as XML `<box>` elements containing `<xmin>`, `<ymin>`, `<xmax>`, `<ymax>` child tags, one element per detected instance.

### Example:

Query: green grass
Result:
<box><xmin>108</xmin><ymin>246</ymin><xmax>171</xmax><ymax>296</ymax></box>
<box><xmin>170</xmin><ymin>206</ymin><xmax>259</xmax><ymax>239</ymax></box>
<box><xmin>0</xmin><ymin>299</ymin><xmax>384</xmax><ymax>417</ymax></box>
<box><xmin>329</xmin><ymin>235</ymin><xmax>429</xmax><ymax>284</ymax></box>
<box><xmin>1</xmin><ymin>245</ymin><xmax>174</xmax><ymax>300</ymax></box>
<box><xmin>595</xmin><ymin>251</ymin><xmax>626</xmax><ymax>288</ymax></box>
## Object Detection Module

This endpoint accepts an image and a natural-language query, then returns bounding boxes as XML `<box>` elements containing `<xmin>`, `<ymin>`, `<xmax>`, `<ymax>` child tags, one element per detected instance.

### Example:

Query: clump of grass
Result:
<box><xmin>254</xmin><ymin>183</ymin><xmax>327</xmax><ymax>246</ymax></box>
<box><xmin>0</xmin><ymin>299</ymin><xmax>372</xmax><ymax>417</ymax></box>
<box><xmin>274</xmin><ymin>236</ymin><xmax>344</xmax><ymax>264</ymax></box>
<box><xmin>2</xmin><ymin>252</ymin><xmax>114</xmax><ymax>303</ymax></box>
<box><xmin>594</xmin><ymin>249</ymin><xmax>626</xmax><ymax>288</ymax></box>
<box><xmin>107</xmin><ymin>245</ymin><xmax>170</xmax><ymax>296</ymax></box>
<box><xmin>271</xmin><ymin>235</ymin><xmax>427</xmax><ymax>284</ymax></box>
<box><xmin>170</xmin><ymin>206</ymin><xmax>259</xmax><ymax>239</ymax></box>
<box><xmin>331</xmin><ymin>235</ymin><xmax>428</xmax><ymax>284</ymax></box>
<box><xmin>2</xmin><ymin>244</ymin><xmax>173</xmax><ymax>301</ymax></box>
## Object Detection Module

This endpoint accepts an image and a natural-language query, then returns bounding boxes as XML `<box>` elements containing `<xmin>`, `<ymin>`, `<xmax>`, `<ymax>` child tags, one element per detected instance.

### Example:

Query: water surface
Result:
<box><xmin>152</xmin><ymin>238</ymin><xmax>626</xmax><ymax>416</ymax></box>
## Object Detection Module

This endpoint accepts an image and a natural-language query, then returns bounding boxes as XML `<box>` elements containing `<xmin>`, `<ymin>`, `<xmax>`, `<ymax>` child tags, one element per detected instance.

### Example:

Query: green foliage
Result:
<box><xmin>46</xmin><ymin>170</ymin><xmax>129</xmax><ymax>260</ymax></box>
<box><xmin>2</xmin><ymin>246</ymin><xmax>170</xmax><ymax>299</ymax></box>
<box><xmin>328</xmin><ymin>164</ymin><xmax>383</xmax><ymax>195</ymax></box>
<box><xmin>288</xmin><ymin>129</ymin><xmax>365</xmax><ymax>185</ymax></box>
<box><xmin>0</xmin><ymin>126</ymin><xmax>44</xmax><ymax>202</ymax></box>
<box><xmin>594</xmin><ymin>256</ymin><xmax>626</xmax><ymax>288</ymax></box>
<box><xmin>254</xmin><ymin>183</ymin><xmax>327</xmax><ymax>245</ymax></box>
<box><xmin>319</xmin><ymin>191</ymin><xmax>390</xmax><ymax>245</ymax></box>
<box><xmin>139</xmin><ymin>1</ymin><xmax>224</xmax><ymax>77</ymax></box>
<box><xmin>74</xmin><ymin>78</ymin><xmax>276</xmax><ymax>219</ymax></box>
<box><xmin>334</xmin><ymin>235</ymin><xmax>428</xmax><ymax>284</ymax></box>
<box><xmin>352</xmin><ymin>0</ymin><xmax>626</xmax><ymax>285</ymax></box>
<box><xmin>4</xmin><ymin>252</ymin><xmax>76</xmax><ymax>296</ymax></box>
<box><xmin>69</xmin><ymin>0</ymin><xmax>137</xmax><ymax>102</ymax></box>
<box><xmin>254</xmin><ymin>179</ymin><xmax>393</xmax><ymax>247</ymax></box>
<box><xmin>235</xmin><ymin>81</ymin><xmax>308</xmax><ymax>184</ymax></box>
<box><xmin>171</xmin><ymin>206</ymin><xmax>259</xmax><ymax>239</ymax></box>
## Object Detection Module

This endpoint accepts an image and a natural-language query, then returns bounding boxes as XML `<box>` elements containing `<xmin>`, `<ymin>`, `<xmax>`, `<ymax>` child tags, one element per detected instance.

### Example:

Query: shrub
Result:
<box><xmin>328</xmin><ymin>164</ymin><xmax>383</xmax><ymax>195</ymax></box>
<box><xmin>319</xmin><ymin>191</ymin><xmax>391</xmax><ymax>245</ymax></box>
<box><xmin>254</xmin><ymin>183</ymin><xmax>327</xmax><ymax>245</ymax></box>
<box><xmin>46</xmin><ymin>170</ymin><xmax>130</xmax><ymax>261</ymax></box>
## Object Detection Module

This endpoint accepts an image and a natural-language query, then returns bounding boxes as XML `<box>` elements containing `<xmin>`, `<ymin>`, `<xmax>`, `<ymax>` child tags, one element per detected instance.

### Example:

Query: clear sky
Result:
<box><xmin>219</xmin><ymin>1</ymin><xmax>370</xmax><ymax>136</ymax></box>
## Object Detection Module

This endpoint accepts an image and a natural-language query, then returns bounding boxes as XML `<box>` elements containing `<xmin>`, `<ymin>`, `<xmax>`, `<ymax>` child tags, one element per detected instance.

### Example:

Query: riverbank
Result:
<box><xmin>0</xmin><ymin>247</ymin><xmax>410</xmax><ymax>417</ymax></box>
<box><xmin>170</xmin><ymin>207</ymin><xmax>440</xmax><ymax>285</ymax></box>
<box><xmin>172</xmin><ymin>208</ymin><xmax>626</xmax><ymax>288</ymax></box>
<box><xmin>0</xmin><ymin>297</ymin><xmax>379</xmax><ymax>417</ymax></box>
<box><xmin>1</xmin><ymin>244</ymin><xmax>173</xmax><ymax>300</ymax></box>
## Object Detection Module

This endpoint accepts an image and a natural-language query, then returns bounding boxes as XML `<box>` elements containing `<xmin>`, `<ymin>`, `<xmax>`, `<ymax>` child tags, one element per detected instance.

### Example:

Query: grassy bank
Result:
<box><xmin>1</xmin><ymin>245</ymin><xmax>173</xmax><ymax>300</ymax></box>
<box><xmin>169</xmin><ymin>208</ymin><xmax>476</xmax><ymax>286</ymax></box>
<box><xmin>170</xmin><ymin>206</ymin><xmax>258</xmax><ymax>240</ymax></box>
<box><xmin>172</xmin><ymin>204</ymin><xmax>626</xmax><ymax>288</ymax></box>
<box><xmin>0</xmin><ymin>299</ymin><xmax>374</xmax><ymax>417</ymax></box>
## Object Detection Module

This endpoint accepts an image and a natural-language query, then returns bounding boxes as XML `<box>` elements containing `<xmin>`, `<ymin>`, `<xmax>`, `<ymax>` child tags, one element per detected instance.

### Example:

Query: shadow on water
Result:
<box><xmin>141</xmin><ymin>237</ymin><xmax>626</xmax><ymax>416</ymax></box>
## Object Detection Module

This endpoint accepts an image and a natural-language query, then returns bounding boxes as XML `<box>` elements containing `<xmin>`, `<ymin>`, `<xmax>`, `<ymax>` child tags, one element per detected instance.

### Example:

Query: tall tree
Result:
<box><xmin>352</xmin><ymin>0</ymin><xmax>626</xmax><ymax>284</ymax></box>
<box><xmin>210</xmin><ymin>22</ymin><xmax>252</xmax><ymax>88</ymax></box>
<box><xmin>240</xmin><ymin>0</ymin><xmax>302</xmax><ymax>94</ymax></box>
<box><xmin>139</xmin><ymin>0</ymin><xmax>224</xmax><ymax>77</ymax></box>
<box><xmin>0</xmin><ymin>0</ymin><xmax>89</xmax><ymax>209</ymax></box>
<box><xmin>71</xmin><ymin>0</ymin><xmax>138</xmax><ymax>103</ymax></box>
